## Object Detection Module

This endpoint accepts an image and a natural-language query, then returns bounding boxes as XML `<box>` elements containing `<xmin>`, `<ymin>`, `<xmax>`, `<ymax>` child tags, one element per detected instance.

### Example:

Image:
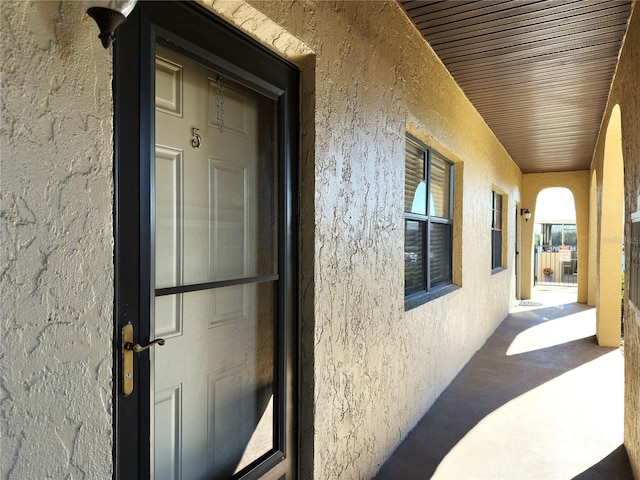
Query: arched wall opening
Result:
<box><xmin>521</xmin><ymin>172</ymin><xmax>590</xmax><ymax>302</ymax></box>
<box><xmin>597</xmin><ymin>104</ymin><xmax>624</xmax><ymax>347</ymax></box>
<box><xmin>532</xmin><ymin>188</ymin><xmax>578</xmax><ymax>301</ymax></box>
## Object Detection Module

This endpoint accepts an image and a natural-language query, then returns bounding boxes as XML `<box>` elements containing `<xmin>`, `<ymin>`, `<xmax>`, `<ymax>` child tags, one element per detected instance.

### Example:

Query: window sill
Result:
<box><xmin>491</xmin><ymin>267</ymin><xmax>507</xmax><ymax>275</ymax></box>
<box><xmin>404</xmin><ymin>284</ymin><xmax>461</xmax><ymax>311</ymax></box>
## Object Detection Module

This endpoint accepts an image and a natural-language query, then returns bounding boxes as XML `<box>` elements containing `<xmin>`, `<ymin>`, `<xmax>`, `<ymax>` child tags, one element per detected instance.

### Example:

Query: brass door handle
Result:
<box><xmin>122</xmin><ymin>323</ymin><xmax>165</xmax><ymax>396</ymax></box>
<box><xmin>125</xmin><ymin>338</ymin><xmax>166</xmax><ymax>353</ymax></box>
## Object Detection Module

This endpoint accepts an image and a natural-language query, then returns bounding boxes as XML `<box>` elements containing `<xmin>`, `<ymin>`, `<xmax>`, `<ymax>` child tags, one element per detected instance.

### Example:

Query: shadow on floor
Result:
<box><xmin>572</xmin><ymin>445</ymin><xmax>634</xmax><ymax>479</ymax></box>
<box><xmin>375</xmin><ymin>302</ymin><xmax>627</xmax><ymax>479</ymax></box>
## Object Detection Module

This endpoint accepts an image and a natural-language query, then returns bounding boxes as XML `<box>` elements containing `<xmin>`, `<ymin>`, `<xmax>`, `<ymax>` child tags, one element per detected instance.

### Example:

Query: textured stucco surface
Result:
<box><xmin>588</xmin><ymin>171</ymin><xmax>598</xmax><ymax>306</ymax></box>
<box><xmin>1</xmin><ymin>1</ymin><xmax>115</xmax><ymax>478</ymax></box>
<box><xmin>207</xmin><ymin>1</ymin><xmax>523</xmax><ymax>478</ymax></box>
<box><xmin>593</xmin><ymin>105</ymin><xmax>625</xmax><ymax>347</ymax></box>
<box><xmin>1</xmin><ymin>1</ymin><xmax>526</xmax><ymax>479</ymax></box>
<box><xmin>592</xmin><ymin>2</ymin><xmax>640</xmax><ymax>475</ymax></box>
<box><xmin>1</xmin><ymin>0</ymin><xmax>634</xmax><ymax>477</ymax></box>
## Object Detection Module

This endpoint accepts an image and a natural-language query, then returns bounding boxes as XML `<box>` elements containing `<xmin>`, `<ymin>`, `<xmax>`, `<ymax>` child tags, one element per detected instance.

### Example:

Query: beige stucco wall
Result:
<box><xmin>212</xmin><ymin>1</ymin><xmax>523</xmax><ymax>477</ymax></box>
<box><xmin>1</xmin><ymin>1</ymin><xmax>525</xmax><ymax>479</ymax></box>
<box><xmin>591</xmin><ymin>105</ymin><xmax>624</xmax><ymax>347</ymax></box>
<box><xmin>591</xmin><ymin>1</ymin><xmax>640</xmax><ymax>474</ymax></box>
<box><xmin>521</xmin><ymin>172</ymin><xmax>590</xmax><ymax>304</ymax></box>
<box><xmin>1</xmin><ymin>1</ymin><xmax>115</xmax><ymax>478</ymax></box>
<box><xmin>588</xmin><ymin>170</ymin><xmax>598</xmax><ymax>306</ymax></box>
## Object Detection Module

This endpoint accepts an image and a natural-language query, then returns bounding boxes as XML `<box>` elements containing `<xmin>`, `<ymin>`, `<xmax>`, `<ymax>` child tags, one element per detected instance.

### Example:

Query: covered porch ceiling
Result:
<box><xmin>399</xmin><ymin>0</ymin><xmax>632</xmax><ymax>174</ymax></box>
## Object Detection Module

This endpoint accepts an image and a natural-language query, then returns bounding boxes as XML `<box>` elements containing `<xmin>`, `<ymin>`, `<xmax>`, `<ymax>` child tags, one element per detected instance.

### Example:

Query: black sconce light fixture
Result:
<box><xmin>86</xmin><ymin>1</ymin><xmax>137</xmax><ymax>48</ymax></box>
<box><xmin>520</xmin><ymin>208</ymin><xmax>532</xmax><ymax>222</ymax></box>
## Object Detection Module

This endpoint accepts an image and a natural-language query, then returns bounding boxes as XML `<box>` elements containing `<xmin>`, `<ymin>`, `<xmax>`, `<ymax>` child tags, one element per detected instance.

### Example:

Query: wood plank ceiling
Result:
<box><xmin>399</xmin><ymin>0</ymin><xmax>632</xmax><ymax>173</ymax></box>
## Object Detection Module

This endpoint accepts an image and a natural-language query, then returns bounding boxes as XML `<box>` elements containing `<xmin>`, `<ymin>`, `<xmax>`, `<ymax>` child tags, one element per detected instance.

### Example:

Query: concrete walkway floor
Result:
<box><xmin>375</xmin><ymin>287</ymin><xmax>632</xmax><ymax>479</ymax></box>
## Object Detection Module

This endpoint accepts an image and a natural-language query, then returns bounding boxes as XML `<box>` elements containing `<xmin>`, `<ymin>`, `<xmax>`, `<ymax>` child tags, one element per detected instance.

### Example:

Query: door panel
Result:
<box><xmin>155</xmin><ymin>385</ymin><xmax>182</xmax><ymax>478</ymax></box>
<box><xmin>153</xmin><ymin>46</ymin><xmax>278</xmax><ymax>479</ymax></box>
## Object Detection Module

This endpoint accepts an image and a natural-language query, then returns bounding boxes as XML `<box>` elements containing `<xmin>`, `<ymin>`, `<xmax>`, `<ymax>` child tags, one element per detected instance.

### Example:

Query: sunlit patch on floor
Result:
<box><xmin>432</xmin><ymin>351</ymin><xmax>624</xmax><ymax>479</ymax></box>
<box><xmin>507</xmin><ymin>309</ymin><xmax>596</xmax><ymax>356</ymax></box>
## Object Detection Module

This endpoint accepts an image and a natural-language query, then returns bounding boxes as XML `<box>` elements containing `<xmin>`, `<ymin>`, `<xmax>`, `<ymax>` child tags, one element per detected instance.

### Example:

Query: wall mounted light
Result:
<box><xmin>86</xmin><ymin>1</ymin><xmax>137</xmax><ymax>48</ymax></box>
<box><xmin>520</xmin><ymin>208</ymin><xmax>532</xmax><ymax>222</ymax></box>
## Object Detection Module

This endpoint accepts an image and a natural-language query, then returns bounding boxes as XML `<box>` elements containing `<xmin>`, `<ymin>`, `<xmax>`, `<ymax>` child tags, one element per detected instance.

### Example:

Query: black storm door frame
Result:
<box><xmin>113</xmin><ymin>3</ymin><xmax>299</xmax><ymax>479</ymax></box>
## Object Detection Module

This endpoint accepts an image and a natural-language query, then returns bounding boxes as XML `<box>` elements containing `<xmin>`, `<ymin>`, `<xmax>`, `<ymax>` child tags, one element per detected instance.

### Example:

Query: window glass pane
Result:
<box><xmin>430</xmin><ymin>222</ymin><xmax>451</xmax><ymax>287</ymax></box>
<box><xmin>429</xmin><ymin>152</ymin><xmax>451</xmax><ymax>218</ymax></box>
<box><xmin>493</xmin><ymin>192</ymin><xmax>502</xmax><ymax>228</ymax></box>
<box><xmin>550</xmin><ymin>224</ymin><xmax>563</xmax><ymax>248</ymax></box>
<box><xmin>563</xmin><ymin>225</ymin><xmax>577</xmax><ymax>247</ymax></box>
<box><xmin>405</xmin><ymin>142</ymin><xmax>426</xmax><ymax>214</ymax></box>
<box><xmin>492</xmin><ymin>229</ymin><xmax>502</xmax><ymax>269</ymax></box>
<box><xmin>405</xmin><ymin>220</ymin><xmax>425</xmax><ymax>295</ymax></box>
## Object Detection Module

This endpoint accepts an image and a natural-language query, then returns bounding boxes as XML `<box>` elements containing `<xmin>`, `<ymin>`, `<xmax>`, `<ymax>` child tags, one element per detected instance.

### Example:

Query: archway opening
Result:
<box><xmin>533</xmin><ymin>187</ymin><xmax>578</xmax><ymax>302</ymax></box>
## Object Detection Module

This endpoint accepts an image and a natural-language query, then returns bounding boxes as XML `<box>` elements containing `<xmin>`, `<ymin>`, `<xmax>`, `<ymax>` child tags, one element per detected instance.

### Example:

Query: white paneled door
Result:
<box><xmin>153</xmin><ymin>46</ymin><xmax>278</xmax><ymax>480</ymax></box>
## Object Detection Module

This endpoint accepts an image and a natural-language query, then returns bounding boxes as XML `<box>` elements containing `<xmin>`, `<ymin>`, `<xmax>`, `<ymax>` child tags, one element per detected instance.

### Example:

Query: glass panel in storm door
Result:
<box><xmin>155</xmin><ymin>49</ymin><xmax>277</xmax><ymax>289</ymax></box>
<box><xmin>154</xmin><ymin>46</ymin><xmax>278</xmax><ymax>479</ymax></box>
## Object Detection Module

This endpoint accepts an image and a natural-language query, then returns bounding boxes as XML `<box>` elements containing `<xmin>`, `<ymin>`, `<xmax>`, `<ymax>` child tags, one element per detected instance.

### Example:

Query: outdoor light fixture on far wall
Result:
<box><xmin>520</xmin><ymin>208</ymin><xmax>532</xmax><ymax>222</ymax></box>
<box><xmin>86</xmin><ymin>0</ymin><xmax>137</xmax><ymax>48</ymax></box>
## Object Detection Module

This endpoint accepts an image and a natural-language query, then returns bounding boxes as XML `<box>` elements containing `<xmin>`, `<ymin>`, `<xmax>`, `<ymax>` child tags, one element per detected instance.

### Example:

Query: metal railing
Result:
<box><xmin>534</xmin><ymin>249</ymin><xmax>578</xmax><ymax>286</ymax></box>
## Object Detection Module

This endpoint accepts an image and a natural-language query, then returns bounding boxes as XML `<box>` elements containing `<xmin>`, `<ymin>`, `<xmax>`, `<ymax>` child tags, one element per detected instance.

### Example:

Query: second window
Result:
<box><xmin>491</xmin><ymin>190</ymin><xmax>503</xmax><ymax>271</ymax></box>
